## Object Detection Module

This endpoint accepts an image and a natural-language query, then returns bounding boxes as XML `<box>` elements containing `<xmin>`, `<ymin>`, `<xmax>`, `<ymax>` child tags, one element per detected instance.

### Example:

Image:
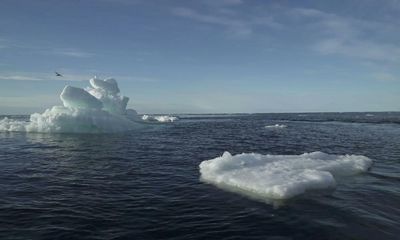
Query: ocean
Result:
<box><xmin>0</xmin><ymin>112</ymin><xmax>399</xmax><ymax>239</ymax></box>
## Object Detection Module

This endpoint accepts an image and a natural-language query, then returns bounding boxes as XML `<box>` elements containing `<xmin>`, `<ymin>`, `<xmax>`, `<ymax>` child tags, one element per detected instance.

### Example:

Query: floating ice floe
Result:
<box><xmin>141</xmin><ymin>114</ymin><xmax>178</xmax><ymax>123</ymax></box>
<box><xmin>0</xmin><ymin>77</ymin><xmax>174</xmax><ymax>133</ymax></box>
<box><xmin>199</xmin><ymin>151</ymin><xmax>372</xmax><ymax>201</ymax></box>
<box><xmin>265</xmin><ymin>124</ymin><xmax>287</xmax><ymax>128</ymax></box>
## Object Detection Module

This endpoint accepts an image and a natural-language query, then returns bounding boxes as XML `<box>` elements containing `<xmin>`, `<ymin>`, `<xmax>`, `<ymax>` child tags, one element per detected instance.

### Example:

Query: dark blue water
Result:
<box><xmin>1</xmin><ymin>112</ymin><xmax>399</xmax><ymax>239</ymax></box>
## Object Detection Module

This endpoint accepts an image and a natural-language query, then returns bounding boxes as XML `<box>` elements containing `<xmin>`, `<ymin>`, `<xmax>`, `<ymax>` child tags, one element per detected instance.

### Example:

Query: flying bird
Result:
<box><xmin>55</xmin><ymin>72</ymin><xmax>63</xmax><ymax>77</ymax></box>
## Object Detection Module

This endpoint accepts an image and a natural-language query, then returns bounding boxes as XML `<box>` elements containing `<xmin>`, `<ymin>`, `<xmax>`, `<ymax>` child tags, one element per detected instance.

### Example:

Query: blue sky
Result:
<box><xmin>0</xmin><ymin>0</ymin><xmax>399</xmax><ymax>114</ymax></box>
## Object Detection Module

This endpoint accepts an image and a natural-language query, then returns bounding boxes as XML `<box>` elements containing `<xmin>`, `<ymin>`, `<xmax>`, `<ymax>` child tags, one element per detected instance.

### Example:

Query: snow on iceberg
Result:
<box><xmin>0</xmin><ymin>77</ymin><xmax>150</xmax><ymax>133</ymax></box>
<box><xmin>141</xmin><ymin>114</ymin><xmax>178</xmax><ymax>123</ymax></box>
<box><xmin>199</xmin><ymin>151</ymin><xmax>372</xmax><ymax>200</ymax></box>
<box><xmin>89</xmin><ymin>77</ymin><xmax>120</xmax><ymax>94</ymax></box>
<box><xmin>86</xmin><ymin>78</ymin><xmax>129</xmax><ymax>115</ymax></box>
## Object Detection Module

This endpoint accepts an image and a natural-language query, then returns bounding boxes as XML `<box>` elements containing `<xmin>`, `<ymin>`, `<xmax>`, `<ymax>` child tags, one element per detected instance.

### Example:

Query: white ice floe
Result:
<box><xmin>141</xmin><ymin>114</ymin><xmax>178</xmax><ymax>123</ymax></box>
<box><xmin>265</xmin><ymin>124</ymin><xmax>287</xmax><ymax>128</ymax></box>
<box><xmin>199</xmin><ymin>151</ymin><xmax>372</xmax><ymax>200</ymax></box>
<box><xmin>0</xmin><ymin>77</ymin><xmax>150</xmax><ymax>133</ymax></box>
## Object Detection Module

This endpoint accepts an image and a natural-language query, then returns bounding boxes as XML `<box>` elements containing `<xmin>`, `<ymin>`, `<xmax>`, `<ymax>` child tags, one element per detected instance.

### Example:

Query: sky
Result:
<box><xmin>0</xmin><ymin>0</ymin><xmax>399</xmax><ymax>114</ymax></box>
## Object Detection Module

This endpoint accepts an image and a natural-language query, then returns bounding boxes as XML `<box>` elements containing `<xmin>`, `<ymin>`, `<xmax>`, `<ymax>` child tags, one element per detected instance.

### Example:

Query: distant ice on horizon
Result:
<box><xmin>265</xmin><ymin>124</ymin><xmax>287</xmax><ymax>128</ymax></box>
<box><xmin>142</xmin><ymin>114</ymin><xmax>178</xmax><ymax>123</ymax></box>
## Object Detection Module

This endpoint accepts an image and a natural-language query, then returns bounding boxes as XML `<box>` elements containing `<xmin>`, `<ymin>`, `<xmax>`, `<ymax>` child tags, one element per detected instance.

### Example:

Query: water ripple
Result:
<box><xmin>0</xmin><ymin>113</ymin><xmax>399</xmax><ymax>239</ymax></box>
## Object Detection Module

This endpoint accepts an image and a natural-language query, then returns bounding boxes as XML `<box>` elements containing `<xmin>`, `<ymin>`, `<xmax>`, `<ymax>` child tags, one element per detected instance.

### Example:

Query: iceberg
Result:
<box><xmin>199</xmin><ymin>151</ymin><xmax>372</xmax><ymax>201</ymax></box>
<box><xmin>0</xmin><ymin>77</ymin><xmax>157</xmax><ymax>133</ymax></box>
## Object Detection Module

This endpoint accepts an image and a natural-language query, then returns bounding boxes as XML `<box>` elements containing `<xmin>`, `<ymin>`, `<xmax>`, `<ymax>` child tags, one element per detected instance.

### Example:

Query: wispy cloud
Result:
<box><xmin>314</xmin><ymin>38</ymin><xmax>400</xmax><ymax>62</ymax></box>
<box><xmin>171</xmin><ymin>4</ymin><xmax>399</xmax><ymax>63</ymax></box>
<box><xmin>0</xmin><ymin>38</ymin><xmax>10</xmax><ymax>49</ymax></box>
<box><xmin>203</xmin><ymin>0</ymin><xmax>243</xmax><ymax>6</ymax></box>
<box><xmin>172</xmin><ymin>7</ymin><xmax>252</xmax><ymax>36</ymax></box>
<box><xmin>0</xmin><ymin>70</ymin><xmax>160</xmax><ymax>83</ymax></box>
<box><xmin>373</xmin><ymin>72</ymin><xmax>399</xmax><ymax>82</ymax></box>
<box><xmin>90</xmin><ymin>0</ymin><xmax>142</xmax><ymax>5</ymax></box>
<box><xmin>290</xmin><ymin>7</ymin><xmax>400</xmax><ymax>63</ymax></box>
<box><xmin>119</xmin><ymin>76</ymin><xmax>159</xmax><ymax>83</ymax></box>
<box><xmin>51</xmin><ymin>48</ymin><xmax>94</xmax><ymax>58</ymax></box>
<box><xmin>0</xmin><ymin>71</ymin><xmax>92</xmax><ymax>81</ymax></box>
<box><xmin>0</xmin><ymin>95</ymin><xmax>59</xmax><ymax>107</ymax></box>
<box><xmin>0</xmin><ymin>75</ymin><xmax>44</xmax><ymax>81</ymax></box>
<box><xmin>171</xmin><ymin>4</ymin><xmax>281</xmax><ymax>37</ymax></box>
<box><xmin>0</xmin><ymin>38</ymin><xmax>93</xmax><ymax>58</ymax></box>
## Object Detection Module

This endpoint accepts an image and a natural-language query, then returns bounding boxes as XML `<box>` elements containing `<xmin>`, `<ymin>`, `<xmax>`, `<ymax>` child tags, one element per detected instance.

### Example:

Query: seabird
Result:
<box><xmin>55</xmin><ymin>72</ymin><xmax>63</xmax><ymax>77</ymax></box>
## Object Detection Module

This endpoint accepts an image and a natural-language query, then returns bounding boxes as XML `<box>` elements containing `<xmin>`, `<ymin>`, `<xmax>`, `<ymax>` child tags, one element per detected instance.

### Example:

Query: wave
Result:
<box><xmin>199</xmin><ymin>151</ymin><xmax>372</xmax><ymax>201</ymax></box>
<box><xmin>286</xmin><ymin>119</ymin><xmax>400</xmax><ymax>125</ymax></box>
<box><xmin>253</xmin><ymin>112</ymin><xmax>400</xmax><ymax>125</ymax></box>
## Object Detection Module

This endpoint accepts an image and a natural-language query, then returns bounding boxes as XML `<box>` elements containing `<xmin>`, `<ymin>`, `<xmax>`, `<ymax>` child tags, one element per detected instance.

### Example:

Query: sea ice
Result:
<box><xmin>142</xmin><ymin>114</ymin><xmax>178</xmax><ymax>123</ymax></box>
<box><xmin>199</xmin><ymin>151</ymin><xmax>372</xmax><ymax>200</ymax></box>
<box><xmin>265</xmin><ymin>124</ymin><xmax>287</xmax><ymax>128</ymax></box>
